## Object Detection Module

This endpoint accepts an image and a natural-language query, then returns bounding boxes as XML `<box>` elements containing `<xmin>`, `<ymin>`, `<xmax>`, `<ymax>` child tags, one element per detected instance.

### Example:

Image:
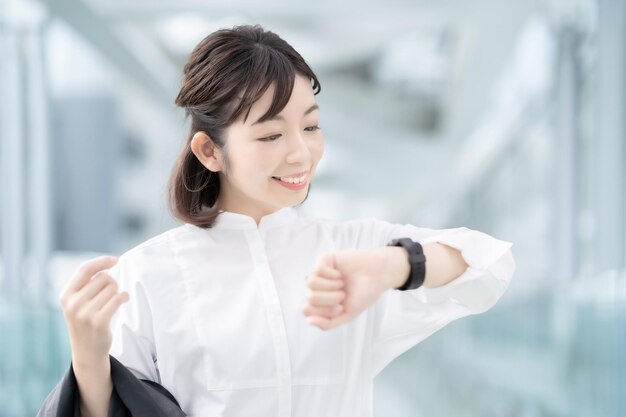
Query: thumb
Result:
<box><xmin>315</xmin><ymin>252</ymin><xmax>342</xmax><ymax>280</ymax></box>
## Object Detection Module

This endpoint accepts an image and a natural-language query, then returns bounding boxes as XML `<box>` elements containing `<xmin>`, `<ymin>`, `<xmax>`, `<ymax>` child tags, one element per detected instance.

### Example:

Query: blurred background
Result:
<box><xmin>0</xmin><ymin>0</ymin><xmax>624</xmax><ymax>415</ymax></box>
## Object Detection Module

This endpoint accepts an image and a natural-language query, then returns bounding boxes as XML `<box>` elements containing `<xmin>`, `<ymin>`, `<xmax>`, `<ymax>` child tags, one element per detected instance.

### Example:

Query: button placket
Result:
<box><xmin>246</xmin><ymin>229</ymin><xmax>293</xmax><ymax>417</ymax></box>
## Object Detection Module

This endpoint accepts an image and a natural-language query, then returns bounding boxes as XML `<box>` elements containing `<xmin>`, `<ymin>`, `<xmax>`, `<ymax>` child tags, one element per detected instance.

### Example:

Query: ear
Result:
<box><xmin>190</xmin><ymin>131</ymin><xmax>224</xmax><ymax>172</ymax></box>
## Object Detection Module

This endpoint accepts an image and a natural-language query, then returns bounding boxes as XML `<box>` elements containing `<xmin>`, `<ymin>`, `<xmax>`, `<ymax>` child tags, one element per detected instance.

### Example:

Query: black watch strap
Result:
<box><xmin>387</xmin><ymin>238</ymin><xmax>426</xmax><ymax>290</ymax></box>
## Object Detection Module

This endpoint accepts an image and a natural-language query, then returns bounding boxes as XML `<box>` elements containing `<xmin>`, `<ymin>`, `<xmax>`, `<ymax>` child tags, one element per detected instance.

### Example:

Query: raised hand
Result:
<box><xmin>59</xmin><ymin>256</ymin><xmax>129</xmax><ymax>366</ymax></box>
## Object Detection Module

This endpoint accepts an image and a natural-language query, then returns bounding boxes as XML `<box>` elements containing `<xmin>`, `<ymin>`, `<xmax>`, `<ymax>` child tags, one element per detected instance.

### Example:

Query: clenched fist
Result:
<box><xmin>303</xmin><ymin>248</ymin><xmax>406</xmax><ymax>330</ymax></box>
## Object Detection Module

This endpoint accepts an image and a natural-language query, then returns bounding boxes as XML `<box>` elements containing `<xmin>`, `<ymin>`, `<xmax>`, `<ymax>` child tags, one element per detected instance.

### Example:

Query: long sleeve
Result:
<box><xmin>339</xmin><ymin>218</ymin><xmax>515</xmax><ymax>378</ymax></box>
<box><xmin>107</xmin><ymin>252</ymin><xmax>161</xmax><ymax>383</ymax></box>
<box><xmin>37</xmin><ymin>243</ymin><xmax>185</xmax><ymax>416</ymax></box>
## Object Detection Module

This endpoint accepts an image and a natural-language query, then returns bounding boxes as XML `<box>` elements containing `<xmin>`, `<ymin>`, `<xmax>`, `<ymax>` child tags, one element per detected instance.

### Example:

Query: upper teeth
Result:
<box><xmin>276</xmin><ymin>174</ymin><xmax>306</xmax><ymax>184</ymax></box>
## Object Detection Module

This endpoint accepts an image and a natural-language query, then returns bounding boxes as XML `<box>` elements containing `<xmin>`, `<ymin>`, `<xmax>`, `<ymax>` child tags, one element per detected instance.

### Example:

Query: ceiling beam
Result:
<box><xmin>39</xmin><ymin>0</ymin><xmax>177</xmax><ymax>104</ymax></box>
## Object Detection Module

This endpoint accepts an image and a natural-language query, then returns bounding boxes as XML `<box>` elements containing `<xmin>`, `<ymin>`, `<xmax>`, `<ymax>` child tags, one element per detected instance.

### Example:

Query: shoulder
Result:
<box><xmin>109</xmin><ymin>223</ymin><xmax>220</xmax><ymax>290</ymax></box>
<box><xmin>121</xmin><ymin>224</ymin><xmax>190</xmax><ymax>257</ymax></box>
<box><xmin>114</xmin><ymin>224</ymin><xmax>200</xmax><ymax>276</ymax></box>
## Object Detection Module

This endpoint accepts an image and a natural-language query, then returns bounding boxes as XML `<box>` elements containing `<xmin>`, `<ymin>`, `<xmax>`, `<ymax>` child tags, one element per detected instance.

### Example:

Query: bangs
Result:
<box><xmin>227</xmin><ymin>46</ymin><xmax>317</xmax><ymax>125</ymax></box>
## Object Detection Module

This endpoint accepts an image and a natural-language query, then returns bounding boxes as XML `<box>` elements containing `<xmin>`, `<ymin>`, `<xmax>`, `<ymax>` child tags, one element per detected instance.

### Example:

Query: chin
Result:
<box><xmin>297</xmin><ymin>187</ymin><xmax>311</xmax><ymax>204</ymax></box>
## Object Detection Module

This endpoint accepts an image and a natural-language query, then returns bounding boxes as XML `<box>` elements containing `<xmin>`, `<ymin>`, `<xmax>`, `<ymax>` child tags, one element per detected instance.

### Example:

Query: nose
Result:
<box><xmin>286</xmin><ymin>132</ymin><xmax>312</xmax><ymax>165</ymax></box>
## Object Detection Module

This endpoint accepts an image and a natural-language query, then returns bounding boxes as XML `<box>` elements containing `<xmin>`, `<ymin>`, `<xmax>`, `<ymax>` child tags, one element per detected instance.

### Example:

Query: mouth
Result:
<box><xmin>271</xmin><ymin>171</ymin><xmax>309</xmax><ymax>189</ymax></box>
<box><xmin>271</xmin><ymin>171</ymin><xmax>308</xmax><ymax>184</ymax></box>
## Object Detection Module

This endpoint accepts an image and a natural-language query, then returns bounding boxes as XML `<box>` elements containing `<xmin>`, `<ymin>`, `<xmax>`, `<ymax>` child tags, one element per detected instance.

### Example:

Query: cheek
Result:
<box><xmin>242</xmin><ymin>148</ymin><xmax>276</xmax><ymax>181</ymax></box>
<box><xmin>311</xmin><ymin>137</ymin><xmax>324</xmax><ymax>163</ymax></box>
<box><xmin>226</xmin><ymin>146</ymin><xmax>258</xmax><ymax>181</ymax></box>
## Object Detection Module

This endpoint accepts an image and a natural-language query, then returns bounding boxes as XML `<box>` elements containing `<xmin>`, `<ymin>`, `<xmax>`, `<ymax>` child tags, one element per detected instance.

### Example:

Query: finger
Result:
<box><xmin>77</xmin><ymin>272</ymin><xmax>116</xmax><ymax>302</ymax></box>
<box><xmin>314</xmin><ymin>253</ymin><xmax>341</xmax><ymax>278</ymax></box>
<box><xmin>307</xmin><ymin>290</ymin><xmax>345</xmax><ymax>307</ymax></box>
<box><xmin>306</xmin><ymin>275</ymin><xmax>344</xmax><ymax>291</ymax></box>
<box><xmin>315</xmin><ymin>264</ymin><xmax>342</xmax><ymax>280</ymax></box>
<box><xmin>307</xmin><ymin>312</ymin><xmax>351</xmax><ymax>331</ymax></box>
<box><xmin>66</xmin><ymin>256</ymin><xmax>118</xmax><ymax>293</ymax></box>
<box><xmin>61</xmin><ymin>273</ymin><xmax>114</xmax><ymax>316</ymax></box>
<box><xmin>95</xmin><ymin>291</ymin><xmax>129</xmax><ymax>322</ymax></box>
<box><xmin>80</xmin><ymin>283</ymin><xmax>118</xmax><ymax>316</ymax></box>
<box><xmin>315</xmin><ymin>252</ymin><xmax>335</xmax><ymax>269</ymax></box>
<box><xmin>302</xmin><ymin>303</ymin><xmax>343</xmax><ymax>318</ymax></box>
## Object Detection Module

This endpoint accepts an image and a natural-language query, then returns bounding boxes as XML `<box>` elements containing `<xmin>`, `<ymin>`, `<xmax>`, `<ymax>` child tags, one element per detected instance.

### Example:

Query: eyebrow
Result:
<box><xmin>251</xmin><ymin>104</ymin><xmax>319</xmax><ymax>126</ymax></box>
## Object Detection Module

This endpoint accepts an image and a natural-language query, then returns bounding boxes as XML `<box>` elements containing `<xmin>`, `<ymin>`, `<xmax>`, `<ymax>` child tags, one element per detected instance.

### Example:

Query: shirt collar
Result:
<box><xmin>212</xmin><ymin>206</ymin><xmax>298</xmax><ymax>230</ymax></box>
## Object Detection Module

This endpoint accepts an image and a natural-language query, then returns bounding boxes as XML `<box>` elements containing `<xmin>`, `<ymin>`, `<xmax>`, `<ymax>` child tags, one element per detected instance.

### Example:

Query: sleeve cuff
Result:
<box><xmin>419</xmin><ymin>227</ymin><xmax>513</xmax><ymax>270</ymax></box>
<box><xmin>413</xmin><ymin>228</ymin><xmax>515</xmax><ymax>311</ymax></box>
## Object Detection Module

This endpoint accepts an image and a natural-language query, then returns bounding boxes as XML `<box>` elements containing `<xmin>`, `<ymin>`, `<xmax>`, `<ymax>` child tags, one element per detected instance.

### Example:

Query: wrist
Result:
<box><xmin>72</xmin><ymin>353</ymin><xmax>111</xmax><ymax>372</ymax></box>
<box><xmin>377</xmin><ymin>246</ymin><xmax>411</xmax><ymax>290</ymax></box>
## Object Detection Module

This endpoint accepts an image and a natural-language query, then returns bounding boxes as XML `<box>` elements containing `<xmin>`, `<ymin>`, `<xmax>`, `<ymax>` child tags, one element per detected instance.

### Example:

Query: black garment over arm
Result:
<box><xmin>36</xmin><ymin>355</ymin><xmax>186</xmax><ymax>417</ymax></box>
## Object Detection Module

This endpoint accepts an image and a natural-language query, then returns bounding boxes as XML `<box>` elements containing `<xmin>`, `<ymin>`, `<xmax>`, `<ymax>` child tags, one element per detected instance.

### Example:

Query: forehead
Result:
<box><xmin>244</xmin><ymin>75</ymin><xmax>317</xmax><ymax>126</ymax></box>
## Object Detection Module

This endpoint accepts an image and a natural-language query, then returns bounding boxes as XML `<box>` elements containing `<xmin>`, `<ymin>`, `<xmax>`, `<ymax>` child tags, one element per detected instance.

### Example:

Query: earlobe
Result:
<box><xmin>190</xmin><ymin>131</ymin><xmax>223</xmax><ymax>172</ymax></box>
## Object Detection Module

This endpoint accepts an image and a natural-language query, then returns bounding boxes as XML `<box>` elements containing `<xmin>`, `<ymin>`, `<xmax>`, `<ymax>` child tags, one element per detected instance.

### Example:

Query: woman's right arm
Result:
<box><xmin>59</xmin><ymin>256</ymin><xmax>129</xmax><ymax>417</ymax></box>
<box><xmin>71</xmin><ymin>357</ymin><xmax>112</xmax><ymax>417</ymax></box>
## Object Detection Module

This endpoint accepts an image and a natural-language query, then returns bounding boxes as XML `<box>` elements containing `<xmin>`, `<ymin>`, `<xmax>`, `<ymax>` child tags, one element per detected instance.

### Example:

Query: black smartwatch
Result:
<box><xmin>386</xmin><ymin>238</ymin><xmax>426</xmax><ymax>290</ymax></box>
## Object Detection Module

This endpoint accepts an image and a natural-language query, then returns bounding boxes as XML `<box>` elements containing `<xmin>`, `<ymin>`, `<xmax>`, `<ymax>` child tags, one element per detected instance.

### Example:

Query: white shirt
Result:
<box><xmin>108</xmin><ymin>206</ymin><xmax>515</xmax><ymax>417</ymax></box>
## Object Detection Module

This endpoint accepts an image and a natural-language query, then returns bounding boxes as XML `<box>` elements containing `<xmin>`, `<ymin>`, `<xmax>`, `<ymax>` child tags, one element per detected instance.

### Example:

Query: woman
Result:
<box><xmin>40</xmin><ymin>24</ymin><xmax>515</xmax><ymax>417</ymax></box>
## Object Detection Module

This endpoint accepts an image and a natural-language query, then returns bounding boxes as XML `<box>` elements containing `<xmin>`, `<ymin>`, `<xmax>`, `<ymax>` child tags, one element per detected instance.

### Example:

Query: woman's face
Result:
<box><xmin>214</xmin><ymin>74</ymin><xmax>324</xmax><ymax>222</ymax></box>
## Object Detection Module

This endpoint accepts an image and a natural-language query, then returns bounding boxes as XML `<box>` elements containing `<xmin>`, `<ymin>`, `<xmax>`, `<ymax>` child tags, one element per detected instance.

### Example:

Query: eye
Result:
<box><xmin>305</xmin><ymin>125</ymin><xmax>321</xmax><ymax>132</ymax></box>
<box><xmin>259</xmin><ymin>134</ymin><xmax>281</xmax><ymax>142</ymax></box>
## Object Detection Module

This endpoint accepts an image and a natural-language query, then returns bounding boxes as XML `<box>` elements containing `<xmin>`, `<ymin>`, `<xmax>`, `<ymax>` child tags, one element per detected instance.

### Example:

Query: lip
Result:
<box><xmin>273</xmin><ymin>176</ymin><xmax>308</xmax><ymax>190</ymax></box>
<box><xmin>272</xmin><ymin>170</ymin><xmax>308</xmax><ymax>179</ymax></box>
<box><xmin>271</xmin><ymin>170</ymin><xmax>310</xmax><ymax>191</ymax></box>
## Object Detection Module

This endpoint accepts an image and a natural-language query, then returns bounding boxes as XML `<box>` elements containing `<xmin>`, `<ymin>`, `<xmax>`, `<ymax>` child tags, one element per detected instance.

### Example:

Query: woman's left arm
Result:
<box><xmin>379</xmin><ymin>242</ymin><xmax>469</xmax><ymax>290</ymax></box>
<box><xmin>304</xmin><ymin>224</ymin><xmax>515</xmax><ymax>335</ymax></box>
<box><xmin>303</xmin><ymin>221</ymin><xmax>515</xmax><ymax>377</ymax></box>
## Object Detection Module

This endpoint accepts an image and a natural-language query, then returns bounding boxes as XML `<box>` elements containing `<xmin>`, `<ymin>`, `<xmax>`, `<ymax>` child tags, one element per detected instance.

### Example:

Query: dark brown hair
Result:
<box><xmin>169</xmin><ymin>24</ymin><xmax>321</xmax><ymax>228</ymax></box>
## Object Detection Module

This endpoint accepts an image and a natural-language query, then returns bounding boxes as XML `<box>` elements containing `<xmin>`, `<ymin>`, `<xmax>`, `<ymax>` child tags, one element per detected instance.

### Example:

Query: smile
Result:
<box><xmin>271</xmin><ymin>173</ymin><xmax>307</xmax><ymax>184</ymax></box>
<box><xmin>272</xmin><ymin>175</ymin><xmax>308</xmax><ymax>190</ymax></box>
